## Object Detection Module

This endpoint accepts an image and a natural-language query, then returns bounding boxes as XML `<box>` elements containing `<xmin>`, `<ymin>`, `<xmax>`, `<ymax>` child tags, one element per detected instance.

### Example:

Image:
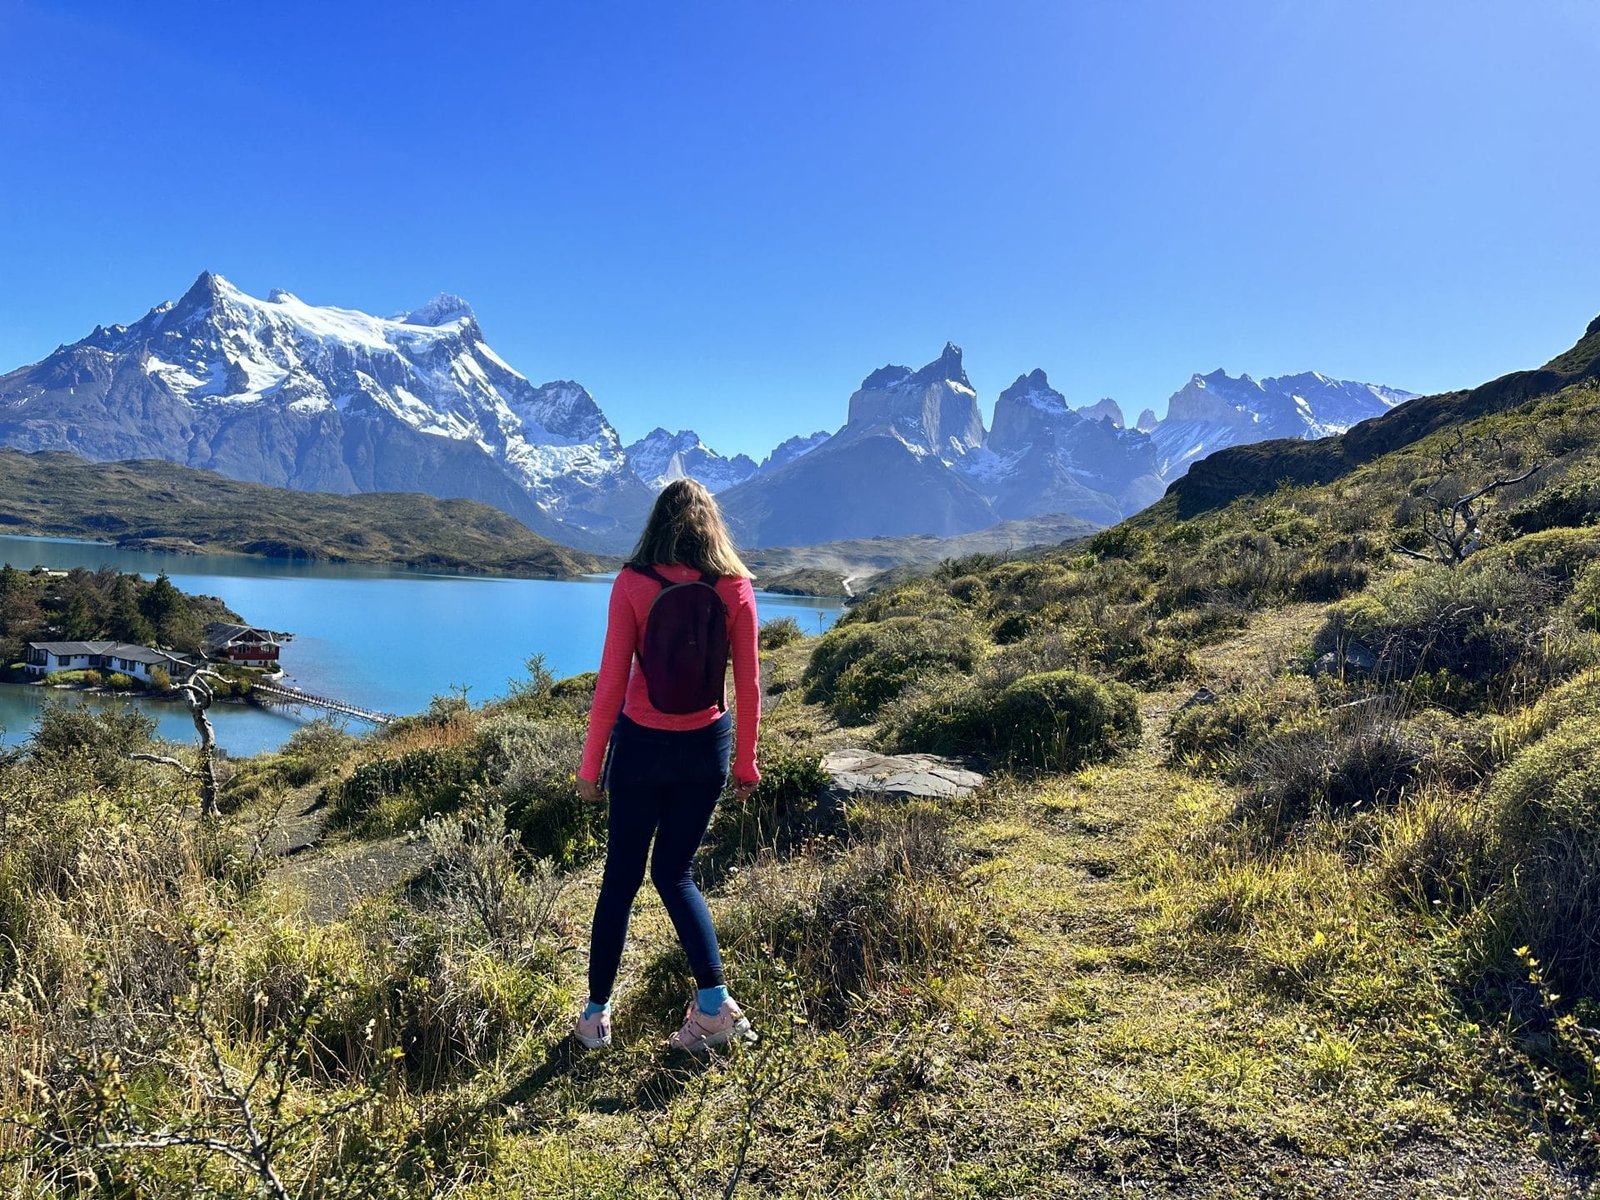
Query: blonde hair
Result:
<box><xmin>627</xmin><ymin>478</ymin><xmax>754</xmax><ymax>579</ymax></box>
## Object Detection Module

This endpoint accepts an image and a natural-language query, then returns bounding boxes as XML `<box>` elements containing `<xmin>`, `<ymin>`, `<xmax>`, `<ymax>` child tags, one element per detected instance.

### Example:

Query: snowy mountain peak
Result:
<box><xmin>624</xmin><ymin>427</ymin><xmax>758</xmax><ymax>493</ymax></box>
<box><xmin>1153</xmin><ymin>368</ymin><xmax>1418</xmax><ymax>480</ymax></box>
<box><xmin>405</xmin><ymin>294</ymin><xmax>476</xmax><ymax>327</ymax></box>
<box><xmin>846</xmin><ymin>344</ymin><xmax>984</xmax><ymax>458</ymax></box>
<box><xmin>1076</xmin><ymin>398</ymin><xmax>1125</xmax><ymax>428</ymax></box>
<box><xmin>760</xmin><ymin>430</ymin><xmax>831</xmax><ymax>473</ymax></box>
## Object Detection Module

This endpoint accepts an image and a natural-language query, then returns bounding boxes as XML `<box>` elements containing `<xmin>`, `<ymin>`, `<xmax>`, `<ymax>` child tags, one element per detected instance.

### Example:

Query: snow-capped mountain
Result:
<box><xmin>845</xmin><ymin>342</ymin><xmax>986</xmax><ymax>460</ymax></box>
<box><xmin>969</xmin><ymin>370</ymin><xmax>1163</xmax><ymax>525</ymax></box>
<box><xmin>718</xmin><ymin>345</ymin><xmax>995</xmax><ymax>547</ymax></box>
<box><xmin>718</xmin><ymin>349</ymin><xmax>1162</xmax><ymax>546</ymax></box>
<box><xmin>624</xmin><ymin>428</ymin><xmax>758</xmax><ymax>493</ymax></box>
<box><xmin>0</xmin><ymin>273</ymin><xmax>652</xmax><ymax>549</ymax></box>
<box><xmin>0</xmin><ymin>272</ymin><xmax>1419</xmax><ymax>554</ymax></box>
<box><xmin>717</xmin><ymin>349</ymin><xmax>1414</xmax><ymax>547</ymax></box>
<box><xmin>760</xmin><ymin>430</ymin><xmax>831</xmax><ymax>473</ymax></box>
<box><xmin>1150</xmin><ymin>369</ymin><xmax>1416</xmax><ymax>479</ymax></box>
<box><xmin>1074</xmin><ymin>398</ymin><xmax>1126</xmax><ymax>428</ymax></box>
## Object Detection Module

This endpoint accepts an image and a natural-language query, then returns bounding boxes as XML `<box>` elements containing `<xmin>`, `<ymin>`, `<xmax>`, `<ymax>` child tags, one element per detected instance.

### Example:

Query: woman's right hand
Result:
<box><xmin>578</xmin><ymin>776</ymin><xmax>605</xmax><ymax>805</ymax></box>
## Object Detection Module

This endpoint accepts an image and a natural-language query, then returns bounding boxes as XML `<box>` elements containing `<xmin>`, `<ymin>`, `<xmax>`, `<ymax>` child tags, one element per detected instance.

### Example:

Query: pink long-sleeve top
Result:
<box><xmin>579</xmin><ymin>564</ymin><xmax>761</xmax><ymax>786</ymax></box>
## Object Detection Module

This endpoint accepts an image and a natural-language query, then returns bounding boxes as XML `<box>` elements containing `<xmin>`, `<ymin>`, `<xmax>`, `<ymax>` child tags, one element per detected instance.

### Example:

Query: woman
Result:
<box><xmin>573</xmin><ymin>478</ymin><xmax>762</xmax><ymax>1053</ymax></box>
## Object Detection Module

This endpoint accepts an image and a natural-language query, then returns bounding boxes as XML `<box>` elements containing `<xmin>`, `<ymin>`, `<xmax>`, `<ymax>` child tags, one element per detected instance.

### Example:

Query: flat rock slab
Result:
<box><xmin>820</xmin><ymin>749</ymin><xmax>986</xmax><ymax>803</ymax></box>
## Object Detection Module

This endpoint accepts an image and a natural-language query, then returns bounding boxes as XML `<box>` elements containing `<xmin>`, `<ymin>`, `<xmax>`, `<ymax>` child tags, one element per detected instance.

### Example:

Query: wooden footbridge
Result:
<box><xmin>252</xmin><ymin>682</ymin><xmax>397</xmax><ymax>726</ymax></box>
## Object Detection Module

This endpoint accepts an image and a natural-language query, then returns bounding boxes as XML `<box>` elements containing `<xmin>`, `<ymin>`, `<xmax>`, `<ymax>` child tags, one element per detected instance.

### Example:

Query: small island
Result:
<box><xmin>0</xmin><ymin>450</ymin><xmax>608</xmax><ymax>579</ymax></box>
<box><xmin>1</xmin><ymin>563</ymin><xmax>273</xmax><ymax>700</ymax></box>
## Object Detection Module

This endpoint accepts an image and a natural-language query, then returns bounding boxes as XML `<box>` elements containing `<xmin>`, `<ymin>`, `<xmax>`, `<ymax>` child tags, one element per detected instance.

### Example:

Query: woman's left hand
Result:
<box><xmin>577</xmin><ymin>777</ymin><xmax>605</xmax><ymax>804</ymax></box>
<box><xmin>732</xmin><ymin>779</ymin><xmax>759</xmax><ymax>804</ymax></box>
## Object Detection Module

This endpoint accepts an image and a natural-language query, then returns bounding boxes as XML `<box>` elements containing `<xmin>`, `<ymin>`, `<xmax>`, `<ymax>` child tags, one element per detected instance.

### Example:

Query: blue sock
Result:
<box><xmin>696</xmin><ymin>985</ymin><xmax>729</xmax><ymax>1016</ymax></box>
<box><xmin>582</xmin><ymin>999</ymin><xmax>610</xmax><ymax>1019</ymax></box>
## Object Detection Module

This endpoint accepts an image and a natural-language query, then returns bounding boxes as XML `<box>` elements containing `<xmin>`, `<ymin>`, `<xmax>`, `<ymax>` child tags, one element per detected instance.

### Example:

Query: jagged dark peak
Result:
<box><xmin>168</xmin><ymin>270</ymin><xmax>228</xmax><ymax>318</ymax></box>
<box><xmin>908</xmin><ymin>341</ymin><xmax>970</xmax><ymax>389</ymax></box>
<box><xmin>861</xmin><ymin>343</ymin><xmax>970</xmax><ymax>392</ymax></box>
<box><xmin>998</xmin><ymin>369</ymin><xmax>1065</xmax><ymax>407</ymax></box>
<box><xmin>1135</xmin><ymin>407</ymin><xmax>1159</xmax><ymax>433</ymax></box>
<box><xmin>860</xmin><ymin>363</ymin><xmax>913</xmax><ymax>390</ymax></box>
<box><xmin>405</xmin><ymin>293</ymin><xmax>476</xmax><ymax>327</ymax></box>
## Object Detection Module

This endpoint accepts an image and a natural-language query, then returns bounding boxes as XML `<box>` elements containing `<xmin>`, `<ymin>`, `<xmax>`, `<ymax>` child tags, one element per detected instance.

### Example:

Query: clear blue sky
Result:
<box><xmin>2</xmin><ymin>1</ymin><xmax>1597</xmax><ymax>458</ymax></box>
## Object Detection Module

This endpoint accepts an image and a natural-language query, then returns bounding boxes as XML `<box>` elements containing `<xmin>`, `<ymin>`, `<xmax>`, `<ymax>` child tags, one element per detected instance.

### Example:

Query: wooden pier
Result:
<box><xmin>252</xmin><ymin>682</ymin><xmax>396</xmax><ymax>726</ymax></box>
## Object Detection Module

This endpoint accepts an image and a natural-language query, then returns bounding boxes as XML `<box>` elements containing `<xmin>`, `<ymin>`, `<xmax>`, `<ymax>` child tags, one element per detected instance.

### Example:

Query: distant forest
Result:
<box><xmin>0</xmin><ymin>564</ymin><xmax>239</xmax><ymax>667</ymax></box>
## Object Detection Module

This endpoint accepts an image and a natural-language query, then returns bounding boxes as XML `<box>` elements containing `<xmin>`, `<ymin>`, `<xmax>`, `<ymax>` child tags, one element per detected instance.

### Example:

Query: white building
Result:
<box><xmin>24</xmin><ymin>641</ymin><xmax>192</xmax><ymax>684</ymax></box>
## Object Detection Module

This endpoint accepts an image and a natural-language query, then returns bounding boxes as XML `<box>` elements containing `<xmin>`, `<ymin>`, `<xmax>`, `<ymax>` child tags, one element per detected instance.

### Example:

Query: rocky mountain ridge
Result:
<box><xmin>715</xmin><ymin>345</ymin><xmax>1408</xmax><ymax>546</ymax></box>
<box><xmin>0</xmin><ymin>274</ymin><xmax>1416</xmax><ymax>552</ymax></box>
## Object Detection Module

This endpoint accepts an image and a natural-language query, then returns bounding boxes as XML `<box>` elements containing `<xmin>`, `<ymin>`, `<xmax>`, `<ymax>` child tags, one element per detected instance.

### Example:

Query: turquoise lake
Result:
<box><xmin>0</xmin><ymin>535</ymin><xmax>842</xmax><ymax>756</ymax></box>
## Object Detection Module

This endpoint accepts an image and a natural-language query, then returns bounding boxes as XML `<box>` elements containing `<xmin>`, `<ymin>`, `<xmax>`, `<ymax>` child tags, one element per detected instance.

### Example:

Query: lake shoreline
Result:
<box><xmin>0</xmin><ymin>533</ymin><xmax>844</xmax><ymax>755</ymax></box>
<box><xmin>0</xmin><ymin>523</ymin><xmax>619</xmax><ymax>582</ymax></box>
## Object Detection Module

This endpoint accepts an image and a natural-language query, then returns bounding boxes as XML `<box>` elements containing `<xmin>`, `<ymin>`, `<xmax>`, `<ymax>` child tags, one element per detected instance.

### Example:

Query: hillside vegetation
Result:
<box><xmin>746</xmin><ymin>513</ymin><xmax>1104</xmax><ymax>596</ymax></box>
<box><xmin>0</xmin><ymin>451</ymin><xmax>605</xmax><ymax>577</ymax></box>
<box><xmin>0</xmin><ymin>563</ymin><xmax>239</xmax><ymax>668</ymax></box>
<box><xmin>1</xmin><ymin>317</ymin><xmax>1599</xmax><ymax>1197</ymax></box>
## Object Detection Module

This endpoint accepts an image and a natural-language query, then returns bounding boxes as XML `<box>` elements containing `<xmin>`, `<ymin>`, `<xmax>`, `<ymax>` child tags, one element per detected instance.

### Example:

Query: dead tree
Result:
<box><xmin>1396</xmin><ymin>433</ymin><xmax>1541</xmax><ymax>566</ymax></box>
<box><xmin>132</xmin><ymin>667</ymin><xmax>223</xmax><ymax>816</ymax></box>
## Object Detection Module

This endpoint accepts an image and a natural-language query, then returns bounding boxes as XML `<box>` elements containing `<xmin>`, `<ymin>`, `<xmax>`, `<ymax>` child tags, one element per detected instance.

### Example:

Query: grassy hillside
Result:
<box><xmin>1168</xmin><ymin>313</ymin><xmax>1600</xmax><ymax>518</ymax></box>
<box><xmin>746</xmin><ymin>513</ymin><xmax>1104</xmax><ymax>596</ymax></box>
<box><xmin>2</xmin><ymin>318</ymin><xmax>1599</xmax><ymax>1197</ymax></box>
<box><xmin>0</xmin><ymin>450</ymin><xmax>605</xmax><ymax>577</ymax></box>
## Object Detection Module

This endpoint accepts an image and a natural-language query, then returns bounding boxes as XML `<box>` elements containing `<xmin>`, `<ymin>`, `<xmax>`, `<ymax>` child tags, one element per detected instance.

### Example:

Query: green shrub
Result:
<box><xmin>280</xmin><ymin>718</ymin><xmax>356</xmax><ymax>783</ymax></box>
<box><xmin>1493</xmin><ymin>667</ymin><xmax>1600</xmax><ymax>760</ymax></box>
<box><xmin>26</xmin><ymin>699</ymin><xmax>157</xmax><ymax>789</ymax></box>
<box><xmin>1087</xmin><ymin>526</ymin><xmax>1149</xmax><ymax>560</ymax></box>
<box><xmin>102</xmin><ymin>672</ymin><xmax>136</xmax><ymax>691</ymax></box>
<box><xmin>1567</xmin><ymin>562</ymin><xmax>1600</xmax><ymax>632</ymax></box>
<box><xmin>1507</xmin><ymin>472</ymin><xmax>1600</xmax><ymax>534</ymax></box>
<box><xmin>705</xmin><ymin>806</ymin><xmax>980</xmax><ymax>1027</ymax></box>
<box><xmin>1167</xmin><ymin>677</ymin><xmax>1317</xmax><ymax>770</ymax></box>
<box><xmin>325</xmin><ymin>744</ymin><xmax>477</xmax><ymax>830</ymax></box>
<box><xmin>885</xmin><ymin>669</ymin><xmax>1139</xmax><ymax>773</ymax></box>
<box><xmin>550</xmin><ymin>671</ymin><xmax>597</xmax><ymax>700</ymax></box>
<box><xmin>1286</xmin><ymin>557</ymin><xmax>1371</xmax><ymax>602</ymax></box>
<box><xmin>1234</xmin><ymin>702</ymin><xmax>1422</xmax><ymax>837</ymax></box>
<box><xmin>1314</xmin><ymin>560</ymin><xmax>1560</xmax><ymax>701</ymax></box>
<box><xmin>758</xmin><ymin>616</ymin><xmax>804</xmax><ymax>651</ymax></box>
<box><xmin>944</xmin><ymin>574</ymin><xmax>990</xmax><ymax>607</ymax></box>
<box><xmin>1484</xmin><ymin>716</ymin><xmax>1600</xmax><ymax>997</ymax></box>
<box><xmin>708</xmin><ymin>739</ymin><xmax>830</xmax><ymax>860</ymax></box>
<box><xmin>484</xmin><ymin>719</ymin><xmax>597</xmax><ymax>867</ymax></box>
<box><xmin>802</xmin><ymin>616</ymin><xmax>985</xmax><ymax>724</ymax></box>
<box><xmin>43</xmin><ymin>669</ymin><xmax>99</xmax><ymax>687</ymax></box>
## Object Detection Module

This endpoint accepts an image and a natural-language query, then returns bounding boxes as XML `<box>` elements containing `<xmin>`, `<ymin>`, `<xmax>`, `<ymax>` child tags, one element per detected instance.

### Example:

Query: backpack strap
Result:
<box><xmin>633</xmin><ymin>564</ymin><xmax>673</xmax><ymax>588</ymax></box>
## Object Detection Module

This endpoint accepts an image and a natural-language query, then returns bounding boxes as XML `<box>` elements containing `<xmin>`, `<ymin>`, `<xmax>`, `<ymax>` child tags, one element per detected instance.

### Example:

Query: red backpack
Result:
<box><xmin>633</xmin><ymin>565</ymin><xmax>730</xmax><ymax>713</ymax></box>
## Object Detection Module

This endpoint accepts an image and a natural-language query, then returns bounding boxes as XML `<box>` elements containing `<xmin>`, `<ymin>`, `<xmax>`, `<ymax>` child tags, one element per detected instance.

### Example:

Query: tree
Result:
<box><xmin>1396</xmin><ymin>432</ymin><xmax>1542</xmax><ymax>567</ymax></box>
<box><xmin>132</xmin><ymin>666</ymin><xmax>224</xmax><ymax>815</ymax></box>
<box><xmin>139</xmin><ymin>571</ymin><xmax>186</xmax><ymax>630</ymax></box>
<box><xmin>0</xmin><ymin>563</ymin><xmax>42</xmax><ymax>640</ymax></box>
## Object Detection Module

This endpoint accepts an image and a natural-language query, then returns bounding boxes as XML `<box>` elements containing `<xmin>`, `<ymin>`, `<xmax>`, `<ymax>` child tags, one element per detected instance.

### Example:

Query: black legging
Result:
<box><xmin>587</xmin><ymin>712</ymin><xmax>732</xmax><ymax>1004</ymax></box>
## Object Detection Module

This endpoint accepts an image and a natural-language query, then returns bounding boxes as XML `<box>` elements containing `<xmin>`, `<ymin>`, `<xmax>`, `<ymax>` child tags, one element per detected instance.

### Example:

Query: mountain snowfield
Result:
<box><xmin>624</xmin><ymin>428</ymin><xmax>759</xmax><ymax>492</ymax></box>
<box><xmin>1150</xmin><ymin>369</ymin><xmax>1416</xmax><ymax>479</ymax></box>
<box><xmin>0</xmin><ymin>273</ymin><xmax>1415</xmax><ymax>552</ymax></box>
